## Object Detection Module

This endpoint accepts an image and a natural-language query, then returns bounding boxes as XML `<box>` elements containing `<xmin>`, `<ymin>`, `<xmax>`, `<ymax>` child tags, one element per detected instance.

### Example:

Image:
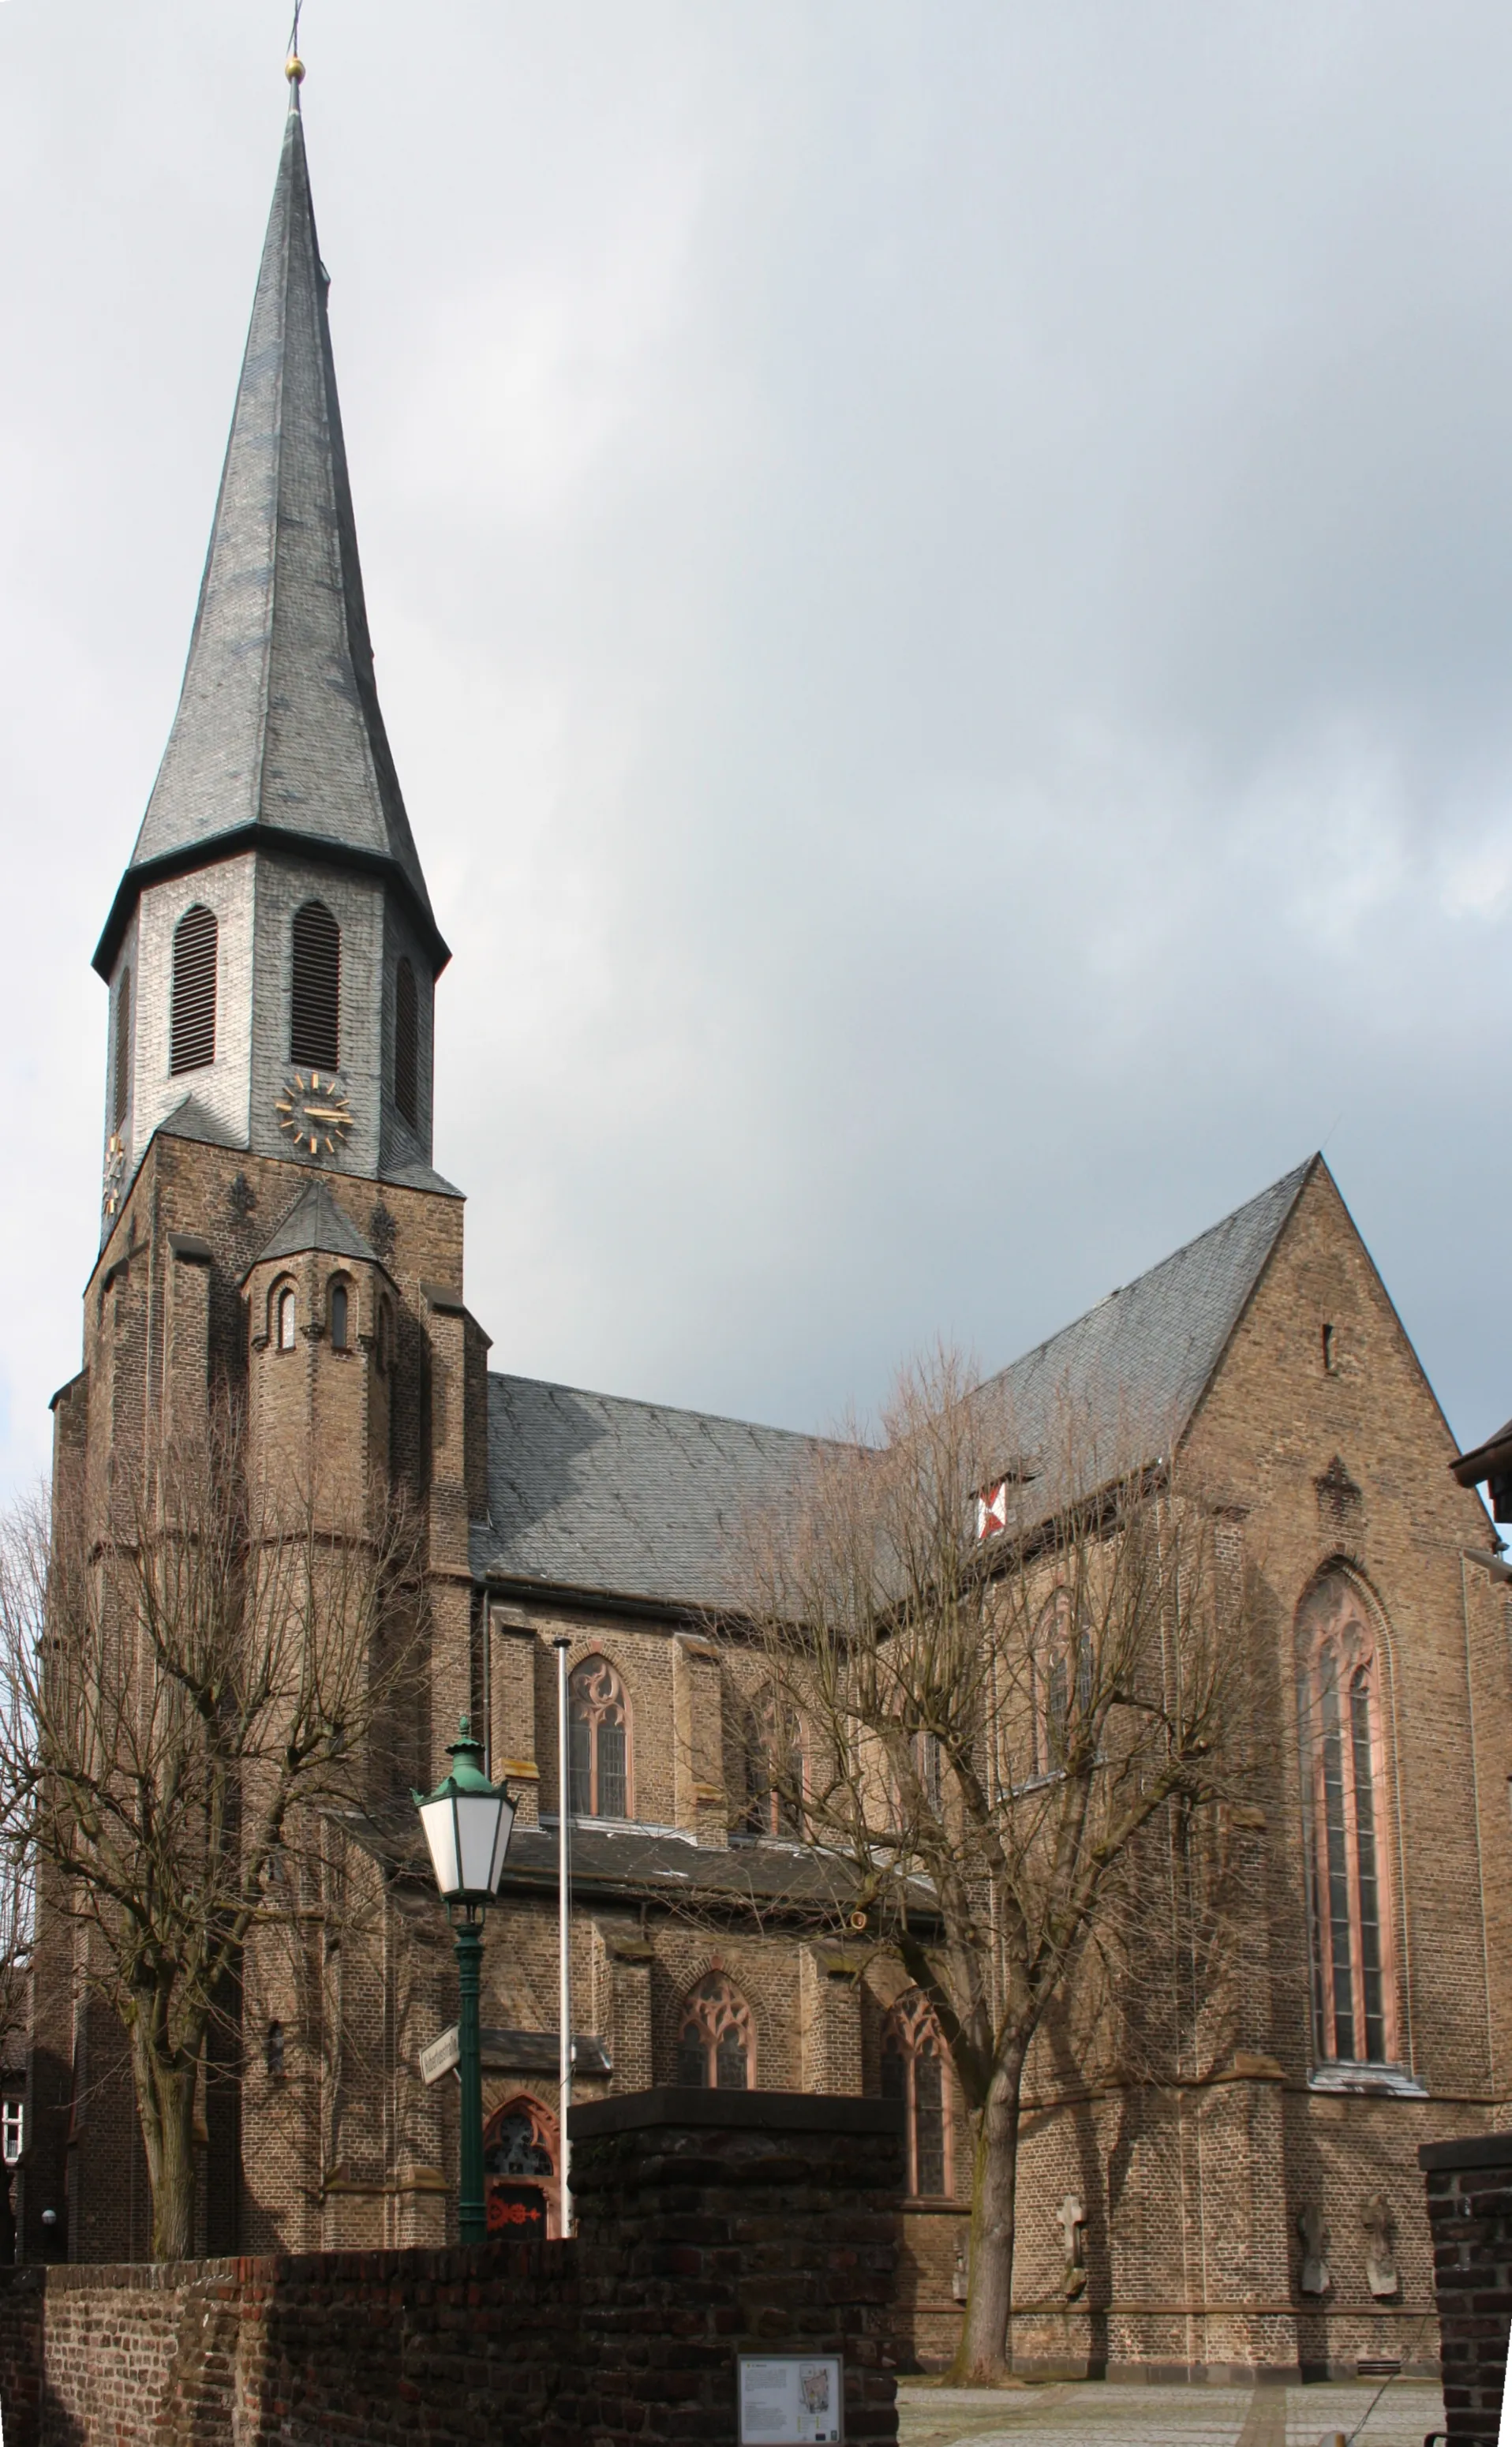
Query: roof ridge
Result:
<box><xmin>486</xmin><ymin>1368</ymin><xmax>834</xmax><ymax>1448</ymax></box>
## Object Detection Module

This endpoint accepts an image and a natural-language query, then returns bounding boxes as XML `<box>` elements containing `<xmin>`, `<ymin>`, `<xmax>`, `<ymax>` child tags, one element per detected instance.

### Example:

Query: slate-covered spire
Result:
<box><xmin>94</xmin><ymin>82</ymin><xmax>445</xmax><ymax>978</ymax></box>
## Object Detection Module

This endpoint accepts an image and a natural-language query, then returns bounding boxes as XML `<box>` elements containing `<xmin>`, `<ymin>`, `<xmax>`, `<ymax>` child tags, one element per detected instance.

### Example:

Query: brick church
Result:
<box><xmin>25</xmin><ymin>73</ymin><xmax>1512</xmax><ymax>2382</ymax></box>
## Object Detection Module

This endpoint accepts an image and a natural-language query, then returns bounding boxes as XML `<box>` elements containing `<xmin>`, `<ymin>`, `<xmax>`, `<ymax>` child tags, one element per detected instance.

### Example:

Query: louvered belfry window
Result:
<box><xmin>394</xmin><ymin>957</ymin><xmax>419</xmax><ymax>1127</ymax></box>
<box><xmin>170</xmin><ymin>907</ymin><xmax>218</xmax><ymax>1075</ymax></box>
<box><xmin>112</xmin><ymin>968</ymin><xmax>132</xmax><ymax>1128</ymax></box>
<box><xmin>290</xmin><ymin>901</ymin><xmax>341</xmax><ymax>1069</ymax></box>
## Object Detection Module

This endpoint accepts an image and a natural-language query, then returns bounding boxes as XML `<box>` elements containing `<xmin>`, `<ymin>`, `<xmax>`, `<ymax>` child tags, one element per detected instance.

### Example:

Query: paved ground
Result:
<box><xmin>896</xmin><ymin>2378</ymin><xmax>1447</xmax><ymax>2446</ymax></box>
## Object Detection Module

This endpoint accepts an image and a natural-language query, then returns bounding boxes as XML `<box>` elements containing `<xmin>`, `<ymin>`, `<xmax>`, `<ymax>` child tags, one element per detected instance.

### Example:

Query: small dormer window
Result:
<box><xmin>290</xmin><ymin>901</ymin><xmax>341</xmax><ymax>1070</ymax></box>
<box><xmin>277</xmin><ymin>1288</ymin><xmax>297</xmax><ymax>1352</ymax></box>
<box><xmin>329</xmin><ymin>1281</ymin><xmax>350</xmax><ymax>1350</ymax></box>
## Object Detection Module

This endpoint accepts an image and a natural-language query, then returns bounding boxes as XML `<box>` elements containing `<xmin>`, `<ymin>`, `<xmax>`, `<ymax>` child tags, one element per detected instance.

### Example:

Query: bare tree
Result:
<box><xmin>0</xmin><ymin>1419</ymin><xmax>421</xmax><ymax>2261</ymax></box>
<box><xmin>728</xmin><ymin>1349</ymin><xmax>1261</xmax><ymax>2383</ymax></box>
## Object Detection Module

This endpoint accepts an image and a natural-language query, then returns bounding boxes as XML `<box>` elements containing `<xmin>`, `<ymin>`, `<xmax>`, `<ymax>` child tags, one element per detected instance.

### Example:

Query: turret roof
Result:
<box><xmin>95</xmin><ymin>86</ymin><xmax>444</xmax><ymax>979</ymax></box>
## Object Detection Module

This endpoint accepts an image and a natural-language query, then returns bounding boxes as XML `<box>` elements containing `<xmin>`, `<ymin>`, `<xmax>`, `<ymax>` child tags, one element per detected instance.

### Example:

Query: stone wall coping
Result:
<box><xmin>568</xmin><ymin>2086</ymin><xmax>904</xmax><ymax>2142</ymax></box>
<box><xmin>1418</xmin><ymin>2131</ymin><xmax>1512</xmax><ymax>2172</ymax></box>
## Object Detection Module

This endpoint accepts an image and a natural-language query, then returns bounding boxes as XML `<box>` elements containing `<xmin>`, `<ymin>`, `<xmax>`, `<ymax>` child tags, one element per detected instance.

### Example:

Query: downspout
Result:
<box><xmin>1459</xmin><ymin>1553</ymin><xmax>1496</xmax><ymax>2094</ymax></box>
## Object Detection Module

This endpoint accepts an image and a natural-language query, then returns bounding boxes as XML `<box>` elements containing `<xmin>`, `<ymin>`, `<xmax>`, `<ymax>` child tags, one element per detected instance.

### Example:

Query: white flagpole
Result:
<box><xmin>554</xmin><ymin>1635</ymin><xmax>573</xmax><ymax>2234</ymax></box>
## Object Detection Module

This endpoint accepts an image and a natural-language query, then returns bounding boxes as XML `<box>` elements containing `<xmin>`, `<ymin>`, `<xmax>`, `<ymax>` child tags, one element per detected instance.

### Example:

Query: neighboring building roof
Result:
<box><xmin>252</xmin><ymin>1177</ymin><xmax>379</xmax><ymax>1269</ymax></box>
<box><xmin>472</xmin><ymin>1377</ymin><xmax>829</xmax><ymax>1609</ymax></box>
<box><xmin>94</xmin><ymin>88</ymin><xmax>443</xmax><ymax>980</ymax></box>
<box><xmin>971</xmin><ymin>1158</ymin><xmax>1315</xmax><ymax>1486</ymax></box>
<box><xmin>473</xmin><ymin>1160</ymin><xmax>1317</xmax><ymax>1608</ymax></box>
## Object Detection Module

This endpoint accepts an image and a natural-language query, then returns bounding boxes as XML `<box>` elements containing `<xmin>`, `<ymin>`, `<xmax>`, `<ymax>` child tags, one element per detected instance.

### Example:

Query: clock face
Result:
<box><xmin>102</xmin><ymin>1132</ymin><xmax>126</xmax><ymax>1218</ymax></box>
<box><xmin>276</xmin><ymin>1071</ymin><xmax>354</xmax><ymax>1158</ymax></box>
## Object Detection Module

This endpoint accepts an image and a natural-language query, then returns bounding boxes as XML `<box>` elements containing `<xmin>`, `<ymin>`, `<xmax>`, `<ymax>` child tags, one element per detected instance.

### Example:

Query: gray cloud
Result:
<box><xmin>3</xmin><ymin>0</ymin><xmax>1510</xmax><ymax>1489</ymax></box>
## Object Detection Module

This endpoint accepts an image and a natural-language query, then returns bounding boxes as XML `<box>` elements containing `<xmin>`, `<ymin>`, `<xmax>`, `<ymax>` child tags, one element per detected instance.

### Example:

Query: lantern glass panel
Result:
<box><xmin>419</xmin><ymin>1794</ymin><xmax>461</xmax><ymax>1897</ymax></box>
<box><xmin>457</xmin><ymin>1794</ymin><xmax>504</xmax><ymax>1895</ymax></box>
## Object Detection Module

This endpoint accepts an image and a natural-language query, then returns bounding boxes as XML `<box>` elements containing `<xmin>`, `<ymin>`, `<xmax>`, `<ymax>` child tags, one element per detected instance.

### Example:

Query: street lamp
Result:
<box><xmin>414</xmin><ymin>1716</ymin><xmax>516</xmax><ymax>2244</ymax></box>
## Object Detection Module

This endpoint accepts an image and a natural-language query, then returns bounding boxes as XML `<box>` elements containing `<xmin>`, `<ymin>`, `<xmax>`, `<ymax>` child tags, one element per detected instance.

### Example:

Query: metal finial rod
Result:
<box><xmin>286</xmin><ymin>0</ymin><xmax>305</xmax><ymax>84</ymax></box>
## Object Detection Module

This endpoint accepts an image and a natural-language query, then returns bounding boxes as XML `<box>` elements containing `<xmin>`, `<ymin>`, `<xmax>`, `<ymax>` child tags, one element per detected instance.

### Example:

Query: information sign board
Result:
<box><xmin>737</xmin><ymin>2354</ymin><xmax>843</xmax><ymax>2445</ymax></box>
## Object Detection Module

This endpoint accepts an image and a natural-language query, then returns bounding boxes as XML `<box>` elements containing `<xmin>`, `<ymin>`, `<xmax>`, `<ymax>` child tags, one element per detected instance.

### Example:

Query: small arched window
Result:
<box><xmin>328</xmin><ymin>1279</ymin><xmax>350</xmax><ymax>1351</ymax></box>
<box><xmin>112</xmin><ymin>968</ymin><xmax>132</xmax><ymax>1132</ymax></box>
<box><xmin>170</xmin><ymin>905</ymin><xmax>218</xmax><ymax>1075</ymax></box>
<box><xmin>395</xmin><ymin>957</ymin><xmax>419</xmax><ymax>1128</ymax></box>
<box><xmin>1297</xmin><ymin>1573</ymin><xmax>1398</xmax><ymax>2068</ymax></box>
<box><xmin>265</xmin><ymin>2021</ymin><xmax>286</xmax><ymax>2080</ymax></box>
<box><xmin>277</xmin><ymin>1287</ymin><xmax>298</xmax><ymax>1353</ymax></box>
<box><xmin>676</xmin><ymin>1974</ymin><xmax>754</xmax><ymax>2090</ymax></box>
<box><xmin>568</xmin><ymin>1656</ymin><xmax>631</xmax><ymax>1820</ymax></box>
<box><xmin>744</xmin><ymin>1693</ymin><xmax>804</xmax><ymax>1839</ymax></box>
<box><xmin>483</xmin><ymin>2093</ymin><xmax>561</xmax><ymax>2239</ymax></box>
<box><xmin>881</xmin><ymin>1990</ymin><xmax>950</xmax><ymax>2198</ymax></box>
<box><xmin>290</xmin><ymin>900</ymin><xmax>341</xmax><ymax>1070</ymax></box>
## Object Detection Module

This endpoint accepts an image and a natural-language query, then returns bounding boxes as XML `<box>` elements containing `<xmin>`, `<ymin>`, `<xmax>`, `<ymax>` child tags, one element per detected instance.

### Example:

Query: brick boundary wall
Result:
<box><xmin>0</xmin><ymin>2090</ymin><xmax>903</xmax><ymax>2447</ymax></box>
<box><xmin>1420</xmin><ymin>2130</ymin><xmax>1512</xmax><ymax>2444</ymax></box>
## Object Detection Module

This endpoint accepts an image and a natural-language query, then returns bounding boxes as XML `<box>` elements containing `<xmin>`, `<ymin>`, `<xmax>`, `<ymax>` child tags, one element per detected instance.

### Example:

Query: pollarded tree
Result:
<box><xmin>0</xmin><ymin>1417</ymin><xmax>421</xmax><ymax>2261</ymax></box>
<box><xmin>728</xmin><ymin>1349</ymin><xmax>1262</xmax><ymax>2383</ymax></box>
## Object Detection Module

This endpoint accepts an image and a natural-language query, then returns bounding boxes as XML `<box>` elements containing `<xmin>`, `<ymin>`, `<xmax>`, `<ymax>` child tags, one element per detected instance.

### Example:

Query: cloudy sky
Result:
<box><xmin>3</xmin><ymin>0</ymin><xmax>1512</xmax><ymax>1493</ymax></box>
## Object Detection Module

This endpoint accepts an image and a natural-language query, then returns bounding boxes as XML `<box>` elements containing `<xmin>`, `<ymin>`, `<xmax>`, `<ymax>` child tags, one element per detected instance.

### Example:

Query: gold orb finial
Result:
<box><xmin>286</xmin><ymin>53</ymin><xmax>305</xmax><ymax>84</ymax></box>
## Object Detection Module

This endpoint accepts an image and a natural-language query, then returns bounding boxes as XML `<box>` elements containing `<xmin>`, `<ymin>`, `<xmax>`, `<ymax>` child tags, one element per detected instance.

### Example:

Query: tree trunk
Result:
<box><xmin>131</xmin><ymin>2022</ymin><xmax>198</xmax><ymax>2262</ymax></box>
<box><xmin>952</xmin><ymin>2048</ymin><xmax>1026</xmax><ymax>2384</ymax></box>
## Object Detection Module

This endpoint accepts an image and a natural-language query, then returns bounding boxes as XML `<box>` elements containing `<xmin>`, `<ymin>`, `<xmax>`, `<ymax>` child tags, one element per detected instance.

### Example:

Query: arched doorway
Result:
<box><xmin>482</xmin><ymin>2093</ymin><xmax>560</xmax><ymax>2239</ymax></box>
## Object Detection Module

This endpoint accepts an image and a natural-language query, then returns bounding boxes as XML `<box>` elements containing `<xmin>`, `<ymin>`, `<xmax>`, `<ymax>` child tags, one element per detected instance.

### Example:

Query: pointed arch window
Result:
<box><xmin>276</xmin><ymin>1286</ymin><xmax>298</xmax><ymax>1353</ymax></box>
<box><xmin>328</xmin><ymin>1278</ymin><xmax>351</xmax><ymax>1351</ymax></box>
<box><xmin>394</xmin><ymin>957</ymin><xmax>419</xmax><ymax>1128</ymax></box>
<box><xmin>567</xmin><ymin>1656</ymin><xmax>631</xmax><ymax>1820</ymax></box>
<box><xmin>483</xmin><ymin>2093</ymin><xmax>561</xmax><ymax>2238</ymax></box>
<box><xmin>290</xmin><ymin>900</ymin><xmax>341</xmax><ymax>1070</ymax></box>
<box><xmin>676</xmin><ymin>1974</ymin><xmax>754</xmax><ymax>2090</ymax></box>
<box><xmin>744</xmin><ymin>1693</ymin><xmax>805</xmax><ymax>1839</ymax></box>
<box><xmin>881</xmin><ymin>1990</ymin><xmax>951</xmax><ymax>2198</ymax></box>
<box><xmin>170</xmin><ymin>905</ymin><xmax>218</xmax><ymax>1075</ymax></box>
<box><xmin>1297</xmin><ymin>1573</ymin><xmax>1398</xmax><ymax>2068</ymax></box>
<box><xmin>1028</xmin><ymin>1588</ymin><xmax>1092</xmax><ymax>1777</ymax></box>
<box><xmin>112</xmin><ymin>968</ymin><xmax>132</xmax><ymax>1132</ymax></box>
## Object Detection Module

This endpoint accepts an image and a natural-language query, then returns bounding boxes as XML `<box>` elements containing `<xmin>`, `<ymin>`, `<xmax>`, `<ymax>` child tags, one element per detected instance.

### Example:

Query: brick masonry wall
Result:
<box><xmin>1420</xmin><ymin>2129</ymin><xmax>1512</xmax><ymax>2444</ymax></box>
<box><xmin>0</xmin><ymin>2090</ymin><xmax>902</xmax><ymax>2447</ymax></box>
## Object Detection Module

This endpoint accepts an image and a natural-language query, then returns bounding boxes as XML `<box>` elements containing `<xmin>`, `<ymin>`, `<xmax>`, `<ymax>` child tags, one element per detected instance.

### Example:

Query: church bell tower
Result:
<box><xmin>37</xmin><ymin>67</ymin><xmax>484</xmax><ymax>2265</ymax></box>
<box><xmin>95</xmin><ymin>69</ymin><xmax>450</xmax><ymax>1229</ymax></box>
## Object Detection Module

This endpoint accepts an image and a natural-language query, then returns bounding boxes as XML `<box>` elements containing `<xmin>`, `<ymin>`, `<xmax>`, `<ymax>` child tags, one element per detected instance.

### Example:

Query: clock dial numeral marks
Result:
<box><xmin>102</xmin><ymin>1132</ymin><xmax>127</xmax><ymax>1218</ymax></box>
<box><xmin>276</xmin><ymin>1070</ymin><xmax>354</xmax><ymax>1159</ymax></box>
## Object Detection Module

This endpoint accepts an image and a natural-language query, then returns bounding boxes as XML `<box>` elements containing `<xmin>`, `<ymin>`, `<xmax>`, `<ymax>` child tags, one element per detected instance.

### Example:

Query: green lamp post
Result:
<box><xmin>414</xmin><ymin>1718</ymin><xmax>517</xmax><ymax>2243</ymax></box>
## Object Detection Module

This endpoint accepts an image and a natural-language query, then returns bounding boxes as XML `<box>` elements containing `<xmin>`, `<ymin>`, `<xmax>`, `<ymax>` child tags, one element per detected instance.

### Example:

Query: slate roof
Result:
<box><xmin>342</xmin><ymin>1805</ymin><xmax>923</xmax><ymax>1922</ymax></box>
<box><xmin>252</xmin><ymin>1177</ymin><xmax>380</xmax><ymax>1269</ymax></box>
<box><xmin>473</xmin><ymin>1160</ymin><xmax>1317</xmax><ymax>1607</ymax></box>
<box><xmin>471</xmin><ymin>1377</ymin><xmax>829</xmax><ymax>1608</ymax></box>
<box><xmin>971</xmin><ymin>1156</ymin><xmax>1315</xmax><ymax>1485</ymax></box>
<box><xmin>95</xmin><ymin>88</ymin><xmax>443</xmax><ymax>978</ymax></box>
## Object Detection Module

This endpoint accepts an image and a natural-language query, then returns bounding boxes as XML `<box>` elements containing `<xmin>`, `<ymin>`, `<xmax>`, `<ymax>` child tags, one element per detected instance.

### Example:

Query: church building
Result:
<box><xmin>27</xmin><ymin>74</ymin><xmax>1512</xmax><ymax>2383</ymax></box>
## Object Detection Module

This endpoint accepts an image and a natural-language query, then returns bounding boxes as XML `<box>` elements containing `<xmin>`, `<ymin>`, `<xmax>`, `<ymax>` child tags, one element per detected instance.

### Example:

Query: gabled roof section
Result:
<box><xmin>473</xmin><ymin>1376</ymin><xmax>830</xmax><ymax>1609</ymax></box>
<box><xmin>973</xmin><ymin>1157</ymin><xmax>1316</xmax><ymax>1475</ymax></box>
<box><xmin>251</xmin><ymin>1177</ymin><xmax>378</xmax><ymax>1270</ymax></box>
<box><xmin>94</xmin><ymin>86</ymin><xmax>444</xmax><ymax>980</ymax></box>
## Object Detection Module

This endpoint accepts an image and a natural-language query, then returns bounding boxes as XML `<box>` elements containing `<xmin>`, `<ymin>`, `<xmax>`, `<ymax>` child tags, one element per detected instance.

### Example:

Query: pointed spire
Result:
<box><xmin>95</xmin><ymin>83</ymin><xmax>446</xmax><ymax>978</ymax></box>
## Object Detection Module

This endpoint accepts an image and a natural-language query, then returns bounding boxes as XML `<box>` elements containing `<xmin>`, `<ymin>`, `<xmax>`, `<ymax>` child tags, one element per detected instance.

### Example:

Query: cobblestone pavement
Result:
<box><xmin>896</xmin><ymin>2378</ymin><xmax>1447</xmax><ymax>2446</ymax></box>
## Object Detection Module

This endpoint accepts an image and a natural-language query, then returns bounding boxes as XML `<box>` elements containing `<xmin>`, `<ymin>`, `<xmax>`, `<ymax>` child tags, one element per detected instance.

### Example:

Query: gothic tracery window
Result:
<box><xmin>1297</xmin><ymin>1572</ymin><xmax>1398</xmax><ymax>2068</ymax></box>
<box><xmin>1029</xmin><ymin>1588</ymin><xmax>1092</xmax><ymax>1776</ymax></box>
<box><xmin>881</xmin><ymin>1989</ymin><xmax>950</xmax><ymax>2198</ymax></box>
<box><xmin>483</xmin><ymin>2093</ymin><xmax>560</xmax><ymax>2238</ymax></box>
<box><xmin>567</xmin><ymin>1656</ymin><xmax>631</xmax><ymax>1820</ymax></box>
<box><xmin>676</xmin><ymin>1974</ymin><xmax>754</xmax><ymax>2090</ymax></box>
